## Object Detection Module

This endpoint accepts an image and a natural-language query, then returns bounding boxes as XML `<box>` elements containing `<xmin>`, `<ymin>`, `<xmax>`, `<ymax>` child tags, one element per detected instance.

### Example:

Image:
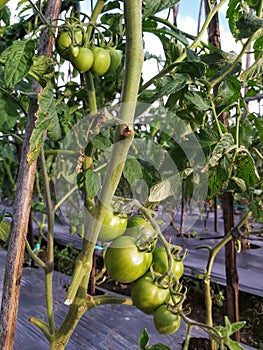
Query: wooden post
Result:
<box><xmin>222</xmin><ymin>192</ymin><xmax>240</xmax><ymax>341</ymax></box>
<box><xmin>0</xmin><ymin>1</ymin><xmax>61</xmax><ymax>348</ymax></box>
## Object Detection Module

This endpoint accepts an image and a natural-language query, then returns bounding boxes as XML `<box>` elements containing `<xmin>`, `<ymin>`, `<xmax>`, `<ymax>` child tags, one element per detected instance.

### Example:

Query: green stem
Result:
<box><xmin>40</xmin><ymin>149</ymin><xmax>56</xmax><ymax>334</ymax></box>
<box><xmin>86</xmin><ymin>0</ymin><xmax>105</xmax><ymax>43</ymax></box>
<box><xmin>49</xmin><ymin>1</ymin><xmax>144</xmax><ymax>348</ymax></box>
<box><xmin>85</xmin><ymin>71</ymin><xmax>97</xmax><ymax>113</ymax></box>
<box><xmin>204</xmin><ymin>210</ymin><xmax>252</xmax><ymax>330</ymax></box>
<box><xmin>25</xmin><ymin>240</ymin><xmax>46</xmax><ymax>269</ymax></box>
<box><xmin>53</xmin><ymin>185</ymin><xmax>78</xmax><ymax>212</ymax></box>
<box><xmin>209</xmin><ymin>95</ymin><xmax>223</xmax><ymax>138</ymax></box>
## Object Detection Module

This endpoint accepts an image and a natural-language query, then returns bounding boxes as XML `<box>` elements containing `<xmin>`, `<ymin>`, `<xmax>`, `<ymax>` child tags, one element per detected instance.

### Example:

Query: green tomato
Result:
<box><xmin>125</xmin><ymin>215</ymin><xmax>156</xmax><ymax>241</ymax></box>
<box><xmin>106</xmin><ymin>48</ymin><xmax>123</xmax><ymax>75</ymax></box>
<box><xmin>70</xmin><ymin>47</ymin><xmax>94</xmax><ymax>73</ymax></box>
<box><xmin>56</xmin><ymin>28</ymin><xmax>83</xmax><ymax>60</ymax></box>
<box><xmin>152</xmin><ymin>246</ymin><xmax>184</xmax><ymax>279</ymax></box>
<box><xmin>153</xmin><ymin>304</ymin><xmax>181</xmax><ymax>335</ymax></box>
<box><xmin>98</xmin><ymin>210</ymin><xmax>127</xmax><ymax>242</ymax></box>
<box><xmin>104</xmin><ymin>236</ymin><xmax>153</xmax><ymax>283</ymax></box>
<box><xmin>91</xmin><ymin>47</ymin><xmax>111</xmax><ymax>76</ymax></box>
<box><xmin>131</xmin><ymin>272</ymin><xmax>170</xmax><ymax>315</ymax></box>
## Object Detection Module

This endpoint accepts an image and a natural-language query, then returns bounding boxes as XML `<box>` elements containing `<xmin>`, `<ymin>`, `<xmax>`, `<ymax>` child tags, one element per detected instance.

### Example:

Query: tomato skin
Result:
<box><xmin>106</xmin><ymin>48</ymin><xmax>122</xmax><ymax>75</ymax></box>
<box><xmin>152</xmin><ymin>246</ymin><xmax>184</xmax><ymax>279</ymax></box>
<box><xmin>153</xmin><ymin>304</ymin><xmax>181</xmax><ymax>335</ymax></box>
<box><xmin>104</xmin><ymin>236</ymin><xmax>153</xmax><ymax>283</ymax></box>
<box><xmin>91</xmin><ymin>47</ymin><xmax>111</xmax><ymax>76</ymax></box>
<box><xmin>98</xmin><ymin>210</ymin><xmax>127</xmax><ymax>242</ymax></box>
<box><xmin>70</xmin><ymin>47</ymin><xmax>94</xmax><ymax>73</ymax></box>
<box><xmin>125</xmin><ymin>215</ymin><xmax>156</xmax><ymax>242</ymax></box>
<box><xmin>131</xmin><ymin>272</ymin><xmax>170</xmax><ymax>315</ymax></box>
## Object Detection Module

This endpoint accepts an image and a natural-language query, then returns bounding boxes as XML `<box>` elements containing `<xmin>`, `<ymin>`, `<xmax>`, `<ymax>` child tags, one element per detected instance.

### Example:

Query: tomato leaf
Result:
<box><xmin>3</xmin><ymin>39</ymin><xmax>35</xmax><ymax>88</ymax></box>
<box><xmin>209</xmin><ymin>133</ymin><xmax>235</xmax><ymax>167</ymax></box>
<box><xmin>85</xmin><ymin>168</ymin><xmax>101</xmax><ymax>199</ymax></box>
<box><xmin>0</xmin><ymin>218</ymin><xmax>10</xmax><ymax>243</ymax></box>
<box><xmin>28</xmin><ymin>84</ymin><xmax>57</xmax><ymax>165</ymax></box>
<box><xmin>149</xmin><ymin>174</ymin><xmax>181</xmax><ymax>202</ymax></box>
<box><xmin>0</xmin><ymin>90</ymin><xmax>20</xmax><ymax>130</ymax></box>
<box><xmin>91</xmin><ymin>133</ymin><xmax>112</xmax><ymax>150</ymax></box>
<box><xmin>123</xmin><ymin>157</ymin><xmax>143</xmax><ymax>185</ymax></box>
<box><xmin>29</xmin><ymin>55</ymin><xmax>55</xmax><ymax>86</ymax></box>
<box><xmin>184</xmin><ymin>91</ymin><xmax>210</xmax><ymax>111</ymax></box>
<box><xmin>138</xmin><ymin>328</ymin><xmax>150</xmax><ymax>349</ymax></box>
<box><xmin>236</xmin><ymin>12</ymin><xmax>263</xmax><ymax>40</ymax></box>
<box><xmin>143</xmin><ymin>0</ymin><xmax>179</xmax><ymax>18</ymax></box>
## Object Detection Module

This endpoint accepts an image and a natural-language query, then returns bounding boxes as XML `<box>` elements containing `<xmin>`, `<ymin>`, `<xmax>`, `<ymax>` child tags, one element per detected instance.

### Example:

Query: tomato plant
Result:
<box><xmin>152</xmin><ymin>246</ymin><xmax>184</xmax><ymax>279</ymax></box>
<box><xmin>91</xmin><ymin>46</ymin><xmax>111</xmax><ymax>76</ymax></box>
<box><xmin>153</xmin><ymin>304</ymin><xmax>181</xmax><ymax>335</ymax></box>
<box><xmin>131</xmin><ymin>272</ymin><xmax>170</xmax><ymax>314</ymax></box>
<box><xmin>104</xmin><ymin>235</ymin><xmax>153</xmax><ymax>283</ymax></box>
<box><xmin>98</xmin><ymin>210</ymin><xmax>127</xmax><ymax>242</ymax></box>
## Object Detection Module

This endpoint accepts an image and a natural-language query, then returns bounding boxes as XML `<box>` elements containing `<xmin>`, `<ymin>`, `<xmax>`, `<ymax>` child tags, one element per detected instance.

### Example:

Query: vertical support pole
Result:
<box><xmin>222</xmin><ymin>191</ymin><xmax>240</xmax><ymax>341</ymax></box>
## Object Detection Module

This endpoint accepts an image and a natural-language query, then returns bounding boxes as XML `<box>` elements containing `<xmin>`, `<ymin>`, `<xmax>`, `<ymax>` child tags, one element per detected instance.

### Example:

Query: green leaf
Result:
<box><xmin>29</xmin><ymin>55</ymin><xmax>54</xmax><ymax>85</ymax></box>
<box><xmin>148</xmin><ymin>174</ymin><xmax>181</xmax><ymax>202</ymax></box>
<box><xmin>123</xmin><ymin>157</ymin><xmax>143</xmax><ymax>186</ymax></box>
<box><xmin>138</xmin><ymin>328</ymin><xmax>150</xmax><ymax>350</ymax></box>
<box><xmin>231</xmin><ymin>176</ymin><xmax>246</xmax><ymax>192</ymax></box>
<box><xmin>236</xmin><ymin>12</ymin><xmax>263</xmax><ymax>39</ymax></box>
<box><xmin>150</xmin><ymin>74</ymin><xmax>191</xmax><ymax>103</ymax></box>
<box><xmin>209</xmin><ymin>133</ymin><xmax>235</xmax><ymax>167</ymax></box>
<box><xmin>184</xmin><ymin>91</ymin><xmax>210</xmax><ymax>111</ymax></box>
<box><xmin>91</xmin><ymin>132</ymin><xmax>112</xmax><ymax>150</ymax></box>
<box><xmin>3</xmin><ymin>39</ymin><xmax>35</xmax><ymax>88</ymax></box>
<box><xmin>28</xmin><ymin>84</ymin><xmax>57</xmax><ymax>165</ymax></box>
<box><xmin>0</xmin><ymin>218</ymin><xmax>10</xmax><ymax>243</ymax></box>
<box><xmin>197</xmin><ymin>128</ymin><xmax>220</xmax><ymax>148</ymax></box>
<box><xmin>235</xmin><ymin>151</ymin><xmax>260</xmax><ymax>187</ymax></box>
<box><xmin>0</xmin><ymin>90</ymin><xmax>20</xmax><ymax>130</ymax></box>
<box><xmin>85</xmin><ymin>168</ymin><xmax>101</xmax><ymax>199</ymax></box>
<box><xmin>47</xmin><ymin>114</ymin><xmax>62</xmax><ymax>142</ymax></box>
<box><xmin>150</xmin><ymin>27</ymin><xmax>189</xmax><ymax>46</ymax></box>
<box><xmin>143</xmin><ymin>0</ymin><xmax>179</xmax><ymax>18</ymax></box>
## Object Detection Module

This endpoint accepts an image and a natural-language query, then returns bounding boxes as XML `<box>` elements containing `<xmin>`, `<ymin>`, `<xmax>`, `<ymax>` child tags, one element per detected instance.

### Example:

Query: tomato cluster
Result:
<box><xmin>100</xmin><ymin>213</ymin><xmax>184</xmax><ymax>335</ymax></box>
<box><xmin>56</xmin><ymin>27</ymin><xmax>122</xmax><ymax>75</ymax></box>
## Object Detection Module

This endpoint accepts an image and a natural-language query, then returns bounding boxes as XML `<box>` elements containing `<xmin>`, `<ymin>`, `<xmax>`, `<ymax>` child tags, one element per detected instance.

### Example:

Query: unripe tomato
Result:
<box><xmin>152</xmin><ymin>246</ymin><xmax>184</xmax><ymax>279</ymax></box>
<box><xmin>124</xmin><ymin>215</ymin><xmax>157</xmax><ymax>249</ymax></box>
<box><xmin>91</xmin><ymin>47</ymin><xmax>111</xmax><ymax>76</ymax></box>
<box><xmin>104</xmin><ymin>236</ymin><xmax>153</xmax><ymax>283</ymax></box>
<box><xmin>131</xmin><ymin>272</ymin><xmax>170</xmax><ymax>315</ymax></box>
<box><xmin>153</xmin><ymin>304</ymin><xmax>181</xmax><ymax>335</ymax></box>
<box><xmin>98</xmin><ymin>210</ymin><xmax>127</xmax><ymax>242</ymax></box>
<box><xmin>106</xmin><ymin>48</ymin><xmax>122</xmax><ymax>75</ymax></box>
<box><xmin>70</xmin><ymin>47</ymin><xmax>94</xmax><ymax>73</ymax></box>
<box><xmin>56</xmin><ymin>28</ymin><xmax>83</xmax><ymax>61</ymax></box>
